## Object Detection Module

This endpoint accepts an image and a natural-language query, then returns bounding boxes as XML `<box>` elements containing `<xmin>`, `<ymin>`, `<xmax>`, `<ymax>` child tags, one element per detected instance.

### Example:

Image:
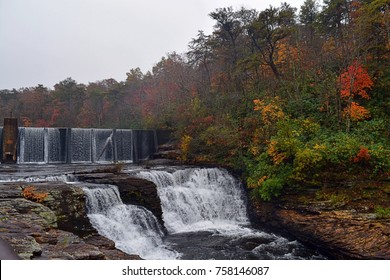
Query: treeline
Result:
<box><xmin>1</xmin><ymin>0</ymin><xmax>389</xmax><ymax>199</ymax></box>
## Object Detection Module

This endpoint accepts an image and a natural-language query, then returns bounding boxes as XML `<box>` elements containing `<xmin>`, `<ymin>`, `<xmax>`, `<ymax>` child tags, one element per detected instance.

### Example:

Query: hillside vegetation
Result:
<box><xmin>1</xmin><ymin>0</ymin><xmax>389</xmax><ymax>200</ymax></box>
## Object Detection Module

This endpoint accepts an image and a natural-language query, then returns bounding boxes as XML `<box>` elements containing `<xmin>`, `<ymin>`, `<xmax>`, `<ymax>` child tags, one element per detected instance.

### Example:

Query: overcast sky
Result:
<box><xmin>0</xmin><ymin>0</ymin><xmax>306</xmax><ymax>90</ymax></box>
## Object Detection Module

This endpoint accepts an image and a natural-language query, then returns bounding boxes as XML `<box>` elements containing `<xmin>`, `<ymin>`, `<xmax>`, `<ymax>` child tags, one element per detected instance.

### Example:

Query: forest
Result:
<box><xmin>1</xmin><ymin>0</ymin><xmax>389</xmax><ymax>200</ymax></box>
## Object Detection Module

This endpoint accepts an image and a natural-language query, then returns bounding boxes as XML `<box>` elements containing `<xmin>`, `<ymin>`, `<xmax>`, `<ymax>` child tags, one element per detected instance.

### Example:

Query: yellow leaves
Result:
<box><xmin>21</xmin><ymin>117</ymin><xmax>32</xmax><ymax>127</ymax></box>
<box><xmin>249</xmin><ymin>145</ymin><xmax>260</xmax><ymax>156</ymax></box>
<box><xmin>275</xmin><ymin>40</ymin><xmax>299</xmax><ymax>65</ymax></box>
<box><xmin>179</xmin><ymin>134</ymin><xmax>192</xmax><ymax>162</ymax></box>
<box><xmin>253</xmin><ymin>97</ymin><xmax>285</xmax><ymax>125</ymax></box>
<box><xmin>313</xmin><ymin>143</ymin><xmax>326</xmax><ymax>151</ymax></box>
<box><xmin>301</xmin><ymin>118</ymin><xmax>320</xmax><ymax>134</ymax></box>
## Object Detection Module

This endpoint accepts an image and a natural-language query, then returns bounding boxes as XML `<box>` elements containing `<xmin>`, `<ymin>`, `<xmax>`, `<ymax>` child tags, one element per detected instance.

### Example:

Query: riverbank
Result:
<box><xmin>248</xmin><ymin>179</ymin><xmax>390</xmax><ymax>259</ymax></box>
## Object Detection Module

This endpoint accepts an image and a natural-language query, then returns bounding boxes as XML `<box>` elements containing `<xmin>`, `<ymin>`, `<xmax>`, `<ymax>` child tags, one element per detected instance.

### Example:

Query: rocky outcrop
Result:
<box><xmin>249</xmin><ymin>194</ymin><xmax>390</xmax><ymax>259</ymax></box>
<box><xmin>0</xmin><ymin>182</ymin><xmax>140</xmax><ymax>260</ymax></box>
<box><xmin>76</xmin><ymin>173</ymin><xmax>165</xmax><ymax>227</ymax></box>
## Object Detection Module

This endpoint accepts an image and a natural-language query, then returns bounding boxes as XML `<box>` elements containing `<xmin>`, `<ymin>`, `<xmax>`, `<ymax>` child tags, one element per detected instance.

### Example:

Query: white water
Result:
<box><xmin>83</xmin><ymin>185</ymin><xmax>179</xmax><ymax>260</ymax></box>
<box><xmin>0</xmin><ymin>174</ymin><xmax>76</xmax><ymax>183</ymax></box>
<box><xmin>80</xmin><ymin>167</ymin><xmax>322</xmax><ymax>259</ymax></box>
<box><xmin>18</xmin><ymin>127</ymin><xmax>46</xmax><ymax>163</ymax></box>
<box><xmin>137</xmin><ymin>168</ymin><xmax>250</xmax><ymax>233</ymax></box>
<box><xmin>136</xmin><ymin>168</ymin><xmax>322</xmax><ymax>260</ymax></box>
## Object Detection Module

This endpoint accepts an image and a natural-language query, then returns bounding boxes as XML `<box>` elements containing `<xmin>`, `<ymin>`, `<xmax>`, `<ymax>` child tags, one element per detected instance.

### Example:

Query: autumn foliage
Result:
<box><xmin>22</xmin><ymin>186</ymin><xmax>48</xmax><ymax>203</ymax></box>
<box><xmin>340</xmin><ymin>61</ymin><xmax>373</xmax><ymax>100</ymax></box>
<box><xmin>1</xmin><ymin>1</ymin><xmax>389</xmax><ymax>201</ymax></box>
<box><xmin>353</xmin><ymin>147</ymin><xmax>370</xmax><ymax>164</ymax></box>
<box><xmin>339</xmin><ymin>61</ymin><xmax>374</xmax><ymax>126</ymax></box>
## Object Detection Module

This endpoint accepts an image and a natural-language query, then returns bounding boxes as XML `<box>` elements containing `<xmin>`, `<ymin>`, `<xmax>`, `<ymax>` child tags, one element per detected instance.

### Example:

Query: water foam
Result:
<box><xmin>83</xmin><ymin>185</ymin><xmax>178</xmax><ymax>259</ymax></box>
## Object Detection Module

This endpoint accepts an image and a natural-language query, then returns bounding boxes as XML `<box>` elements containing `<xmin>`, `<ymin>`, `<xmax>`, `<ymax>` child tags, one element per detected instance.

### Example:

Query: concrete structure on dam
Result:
<box><xmin>1</xmin><ymin>120</ymin><xmax>171</xmax><ymax>164</ymax></box>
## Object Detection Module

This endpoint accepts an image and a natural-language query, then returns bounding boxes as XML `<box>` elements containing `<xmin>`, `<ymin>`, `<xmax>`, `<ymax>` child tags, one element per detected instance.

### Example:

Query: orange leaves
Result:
<box><xmin>267</xmin><ymin>140</ymin><xmax>286</xmax><ymax>165</ymax></box>
<box><xmin>22</xmin><ymin>186</ymin><xmax>48</xmax><ymax>203</ymax></box>
<box><xmin>253</xmin><ymin>97</ymin><xmax>285</xmax><ymax>125</ymax></box>
<box><xmin>340</xmin><ymin>60</ymin><xmax>373</xmax><ymax>100</ymax></box>
<box><xmin>343</xmin><ymin>102</ymin><xmax>370</xmax><ymax>121</ymax></box>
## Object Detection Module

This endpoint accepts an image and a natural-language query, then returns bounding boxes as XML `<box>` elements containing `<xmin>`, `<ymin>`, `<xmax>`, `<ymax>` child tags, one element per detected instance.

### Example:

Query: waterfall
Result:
<box><xmin>70</xmin><ymin>128</ymin><xmax>92</xmax><ymax>163</ymax></box>
<box><xmin>3</xmin><ymin>126</ymin><xmax>165</xmax><ymax>164</ymax></box>
<box><xmin>83</xmin><ymin>184</ymin><xmax>178</xmax><ymax>260</ymax></box>
<box><xmin>46</xmin><ymin>128</ymin><xmax>67</xmax><ymax>163</ymax></box>
<box><xmin>114</xmin><ymin>129</ymin><xmax>133</xmax><ymax>162</ymax></box>
<box><xmin>137</xmin><ymin>168</ymin><xmax>250</xmax><ymax>233</ymax></box>
<box><xmin>133</xmin><ymin>130</ymin><xmax>157</xmax><ymax>161</ymax></box>
<box><xmin>92</xmin><ymin>129</ymin><xmax>114</xmax><ymax>163</ymax></box>
<box><xmin>18</xmin><ymin>127</ymin><xmax>46</xmax><ymax>163</ymax></box>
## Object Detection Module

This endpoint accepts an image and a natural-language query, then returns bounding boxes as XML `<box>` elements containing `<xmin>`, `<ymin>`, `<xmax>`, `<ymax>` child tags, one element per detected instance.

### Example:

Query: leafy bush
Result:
<box><xmin>375</xmin><ymin>207</ymin><xmax>390</xmax><ymax>219</ymax></box>
<box><xmin>244</xmin><ymin>117</ymin><xmax>390</xmax><ymax>201</ymax></box>
<box><xmin>292</xmin><ymin>147</ymin><xmax>323</xmax><ymax>183</ymax></box>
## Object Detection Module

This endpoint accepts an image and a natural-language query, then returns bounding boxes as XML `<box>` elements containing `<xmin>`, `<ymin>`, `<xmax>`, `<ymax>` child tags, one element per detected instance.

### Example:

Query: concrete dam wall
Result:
<box><xmin>0</xmin><ymin>127</ymin><xmax>171</xmax><ymax>164</ymax></box>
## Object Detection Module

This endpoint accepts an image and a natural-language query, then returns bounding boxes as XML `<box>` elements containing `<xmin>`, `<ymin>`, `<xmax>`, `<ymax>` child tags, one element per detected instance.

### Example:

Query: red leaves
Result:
<box><xmin>339</xmin><ymin>61</ymin><xmax>374</xmax><ymax>124</ymax></box>
<box><xmin>340</xmin><ymin>60</ymin><xmax>373</xmax><ymax>100</ymax></box>
<box><xmin>353</xmin><ymin>146</ymin><xmax>370</xmax><ymax>164</ymax></box>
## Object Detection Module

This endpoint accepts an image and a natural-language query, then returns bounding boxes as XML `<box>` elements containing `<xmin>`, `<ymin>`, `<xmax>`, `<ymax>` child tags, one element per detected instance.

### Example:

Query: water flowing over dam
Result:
<box><xmin>0</xmin><ymin>126</ymin><xmax>169</xmax><ymax>164</ymax></box>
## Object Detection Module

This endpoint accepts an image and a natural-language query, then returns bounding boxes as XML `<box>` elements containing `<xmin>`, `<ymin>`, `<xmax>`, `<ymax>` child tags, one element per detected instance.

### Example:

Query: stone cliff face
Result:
<box><xmin>0</xmin><ymin>181</ymin><xmax>141</xmax><ymax>260</ymax></box>
<box><xmin>248</xmin><ymin>191</ymin><xmax>390</xmax><ymax>259</ymax></box>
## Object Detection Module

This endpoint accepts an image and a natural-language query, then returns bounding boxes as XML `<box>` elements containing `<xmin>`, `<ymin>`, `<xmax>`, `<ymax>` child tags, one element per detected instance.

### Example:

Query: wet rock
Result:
<box><xmin>0</xmin><ymin>183</ymin><xmax>138</xmax><ymax>260</ymax></box>
<box><xmin>77</xmin><ymin>173</ymin><xmax>164</xmax><ymax>227</ymax></box>
<box><xmin>249</xmin><ymin>199</ymin><xmax>390</xmax><ymax>259</ymax></box>
<box><xmin>32</xmin><ymin>182</ymin><xmax>97</xmax><ymax>236</ymax></box>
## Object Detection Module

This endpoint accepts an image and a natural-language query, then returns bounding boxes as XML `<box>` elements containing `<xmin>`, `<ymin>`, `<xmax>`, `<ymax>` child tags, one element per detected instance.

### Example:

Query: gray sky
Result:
<box><xmin>0</xmin><ymin>0</ymin><xmax>306</xmax><ymax>90</ymax></box>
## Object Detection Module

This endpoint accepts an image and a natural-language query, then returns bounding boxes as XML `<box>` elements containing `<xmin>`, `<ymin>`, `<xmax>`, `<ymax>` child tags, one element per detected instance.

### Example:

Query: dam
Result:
<box><xmin>0</xmin><ymin>120</ymin><xmax>170</xmax><ymax>164</ymax></box>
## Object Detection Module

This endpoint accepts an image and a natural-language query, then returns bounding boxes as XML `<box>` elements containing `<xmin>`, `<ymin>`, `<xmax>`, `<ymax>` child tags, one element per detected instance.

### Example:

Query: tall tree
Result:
<box><xmin>247</xmin><ymin>3</ymin><xmax>297</xmax><ymax>80</ymax></box>
<box><xmin>53</xmin><ymin>78</ymin><xmax>86</xmax><ymax>127</ymax></box>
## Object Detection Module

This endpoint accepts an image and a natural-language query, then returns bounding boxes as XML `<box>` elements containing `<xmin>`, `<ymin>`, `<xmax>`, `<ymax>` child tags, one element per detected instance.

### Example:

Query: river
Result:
<box><xmin>0</xmin><ymin>164</ymin><xmax>325</xmax><ymax>260</ymax></box>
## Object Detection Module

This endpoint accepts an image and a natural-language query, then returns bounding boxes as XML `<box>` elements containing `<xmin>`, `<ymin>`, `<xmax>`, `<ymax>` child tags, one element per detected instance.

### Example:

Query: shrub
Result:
<box><xmin>375</xmin><ymin>207</ymin><xmax>390</xmax><ymax>219</ymax></box>
<box><xmin>292</xmin><ymin>147</ymin><xmax>323</xmax><ymax>183</ymax></box>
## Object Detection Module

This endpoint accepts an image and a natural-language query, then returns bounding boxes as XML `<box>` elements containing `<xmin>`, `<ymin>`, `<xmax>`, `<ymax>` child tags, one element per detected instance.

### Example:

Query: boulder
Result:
<box><xmin>76</xmin><ymin>173</ymin><xmax>164</xmax><ymax>227</ymax></box>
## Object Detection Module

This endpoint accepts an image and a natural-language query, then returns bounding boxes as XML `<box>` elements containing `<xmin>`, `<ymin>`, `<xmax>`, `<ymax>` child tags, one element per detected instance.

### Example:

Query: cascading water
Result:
<box><xmin>82</xmin><ymin>184</ymin><xmax>179</xmax><ymax>260</ymax></box>
<box><xmin>70</xmin><ymin>128</ymin><xmax>92</xmax><ymax>163</ymax></box>
<box><xmin>92</xmin><ymin>129</ymin><xmax>114</xmax><ymax>163</ymax></box>
<box><xmin>18</xmin><ymin>127</ymin><xmax>46</xmax><ymax>163</ymax></box>
<box><xmin>137</xmin><ymin>168</ymin><xmax>249</xmax><ymax>233</ymax></box>
<box><xmin>133</xmin><ymin>130</ymin><xmax>157</xmax><ymax>161</ymax></box>
<box><xmin>137</xmin><ymin>168</ymin><xmax>324</xmax><ymax>260</ymax></box>
<box><xmin>114</xmin><ymin>129</ymin><xmax>133</xmax><ymax>162</ymax></box>
<box><xmin>46</xmin><ymin>128</ymin><xmax>67</xmax><ymax>163</ymax></box>
<box><xmin>0</xmin><ymin>174</ymin><xmax>76</xmax><ymax>183</ymax></box>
